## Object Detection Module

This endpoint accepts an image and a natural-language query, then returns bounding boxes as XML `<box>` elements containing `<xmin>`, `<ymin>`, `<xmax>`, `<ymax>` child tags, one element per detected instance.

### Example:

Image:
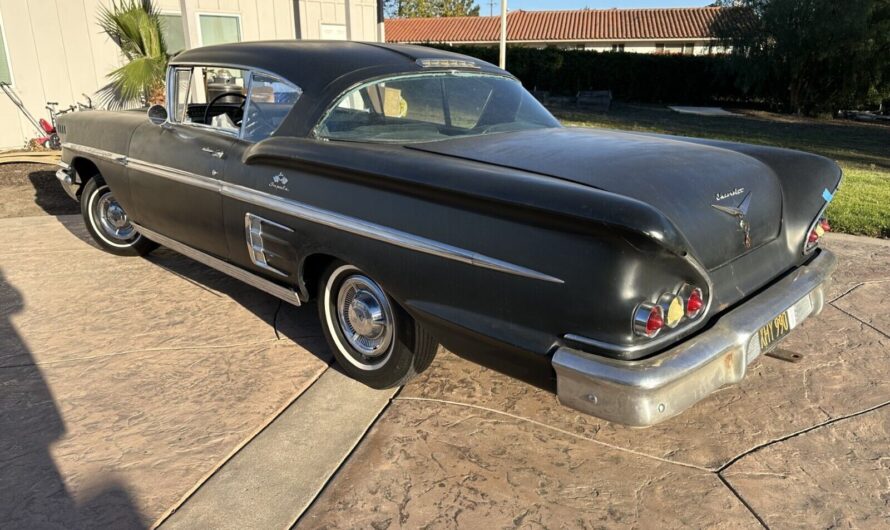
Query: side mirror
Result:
<box><xmin>147</xmin><ymin>104</ymin><xmax>168</xmax><ymax>125</ymax></box>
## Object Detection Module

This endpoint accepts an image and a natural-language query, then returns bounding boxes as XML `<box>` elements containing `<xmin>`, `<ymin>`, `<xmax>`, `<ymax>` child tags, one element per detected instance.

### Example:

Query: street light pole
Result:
<box><xmin>499</xmin><ymin>0</ymin><xmax>507</xmax><ymax>69</ymax></box>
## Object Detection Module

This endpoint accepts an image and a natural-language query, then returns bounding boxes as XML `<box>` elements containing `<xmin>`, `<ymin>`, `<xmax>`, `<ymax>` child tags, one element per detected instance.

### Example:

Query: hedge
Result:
<box><xmin>430</xmin><ymin>45</ymin><xmax>750</xmax><ymax>105</ymax></box>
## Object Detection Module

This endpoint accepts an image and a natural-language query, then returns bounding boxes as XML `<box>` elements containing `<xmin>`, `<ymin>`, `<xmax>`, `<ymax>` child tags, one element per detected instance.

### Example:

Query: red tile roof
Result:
<box><xmin>386</xmin><ymin>7</ymin><xmax>729</xmax><ymax>43</ymax></box>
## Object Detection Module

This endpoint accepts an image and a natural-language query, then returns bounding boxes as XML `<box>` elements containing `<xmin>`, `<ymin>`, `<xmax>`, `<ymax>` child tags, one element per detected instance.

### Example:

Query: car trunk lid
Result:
<box><xmin>407</xmin><ymin>127</ymin><xmax>784</xmax><ymax>270</ymax></box>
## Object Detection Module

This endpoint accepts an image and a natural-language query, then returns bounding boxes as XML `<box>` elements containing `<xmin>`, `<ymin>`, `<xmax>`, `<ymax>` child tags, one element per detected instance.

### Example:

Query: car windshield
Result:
<box><xmin>315</xmin><ymin>72</ymin><xmax>561</xmax><ymax>143</ymax></box>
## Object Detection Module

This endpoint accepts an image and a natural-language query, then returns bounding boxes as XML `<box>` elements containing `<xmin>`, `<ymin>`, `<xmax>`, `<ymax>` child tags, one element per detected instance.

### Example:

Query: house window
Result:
<box><xmin>0</xmin><ymin>14</ymin><xmax>11</xmax><ymax>84</ymax></box>
<box><xmin>160</xmin><ymin>13</ymin><xmax>186</xmax><ymax>54</ymax></box>
<box><xmin>684</xmin><ymin>42</ymin><xmax>695</xmax><ymax>55</ymax></box>
<box><xmin>611</xmin><ymin>43</ymin><xmax>625</xmax><ymax>52</ymax></box>
<box><xmin>655</xmin><ymin>43</ymin><xmax>665</xmax><ymax>54</ymax></box>
<box><xmin>198</xmin><ymin>14</ymin><xmax>241</xmax><ymax>46</ymax></box>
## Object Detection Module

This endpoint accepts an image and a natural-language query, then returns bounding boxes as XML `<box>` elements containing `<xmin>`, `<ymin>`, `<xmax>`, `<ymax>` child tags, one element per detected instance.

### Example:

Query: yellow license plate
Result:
<box><xmin>758</xmin><ymin>311</ymin><xmax>792</xmax><ymax>351</ymax></box>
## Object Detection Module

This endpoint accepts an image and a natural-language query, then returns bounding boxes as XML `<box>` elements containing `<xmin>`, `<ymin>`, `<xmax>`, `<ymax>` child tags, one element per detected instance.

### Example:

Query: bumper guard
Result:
<box><xmin>55</xmin><ymin>162</ymin><xmax>78</xmax><ymax>201</ymax></box>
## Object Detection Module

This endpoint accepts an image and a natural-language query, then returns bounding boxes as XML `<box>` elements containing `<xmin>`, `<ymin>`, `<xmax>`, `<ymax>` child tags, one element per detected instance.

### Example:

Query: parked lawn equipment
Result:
<box><xmin>0</xmin><ymin>82</ymin><xmax>92</xmax><ymax>150</ymax></box>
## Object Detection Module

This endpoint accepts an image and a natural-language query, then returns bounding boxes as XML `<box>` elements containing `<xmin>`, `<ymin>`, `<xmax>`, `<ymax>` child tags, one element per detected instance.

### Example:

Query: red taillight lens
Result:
<box><xmin>685</xmin><ymin>288</ymin><xmax>704</xmax><ymax>318</ymax></box>
<box><xmin>646</xmin><ymin>307</ymin><xmax>664</xmax><ymax>336</ymax></box>
<box><xmin>805</xmin><ymin>217</ymin><xmax>829</xmax><ymax>252</ymax></box>
<box><xmin>633</xmin><ymin>303</ymin><xmax>665</xmax><ymax>338</ymax></box>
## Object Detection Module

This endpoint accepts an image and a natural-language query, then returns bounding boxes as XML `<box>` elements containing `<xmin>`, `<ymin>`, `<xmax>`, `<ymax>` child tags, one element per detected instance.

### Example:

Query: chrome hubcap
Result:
<box><xmin>94</xmin><ymin>190</ymin><xmax>135</xmax><ymax>241</ymax></box>
<box><xmin>337</xmin><ymin>275</ymin><xmax>394</xmax><ymax>360</ymax></box>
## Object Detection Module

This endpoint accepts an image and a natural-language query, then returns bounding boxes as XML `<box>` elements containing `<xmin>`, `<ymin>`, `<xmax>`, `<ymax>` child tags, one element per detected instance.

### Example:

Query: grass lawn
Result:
<box><xmin>555</xmin><ymin>104</ymin><xmax>890</xmax><ymax>238</ymax></box>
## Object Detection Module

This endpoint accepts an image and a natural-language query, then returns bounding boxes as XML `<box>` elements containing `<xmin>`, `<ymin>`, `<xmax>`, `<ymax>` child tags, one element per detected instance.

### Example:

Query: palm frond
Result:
<box><xmin>97</xmin><ymin>0</ymin><xmax>168</xmax><ymax>108</ymax></box>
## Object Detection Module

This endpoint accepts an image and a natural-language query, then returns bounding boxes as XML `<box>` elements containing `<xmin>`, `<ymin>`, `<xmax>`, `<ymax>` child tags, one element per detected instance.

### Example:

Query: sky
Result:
<box><xmin>474</xmin><ymin>1</ymin><xmax>714</xmax><ymax>15</ymax></box>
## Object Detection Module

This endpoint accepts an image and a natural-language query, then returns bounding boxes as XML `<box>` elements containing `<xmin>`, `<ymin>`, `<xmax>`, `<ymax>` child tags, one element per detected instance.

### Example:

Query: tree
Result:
<box><xmin>713</xmin><ymin>0</ymin><xmax>890</xmax><ymax>114</ymax></box>
<box><xmin>97</xmin><ymin>0</ymin><xmax>169</xmax><ymax>109</ymax></box>
<box><xmin>385</xmin><ymin>0</ymin><xmax>481</xmax><ymax>18</ymax></box>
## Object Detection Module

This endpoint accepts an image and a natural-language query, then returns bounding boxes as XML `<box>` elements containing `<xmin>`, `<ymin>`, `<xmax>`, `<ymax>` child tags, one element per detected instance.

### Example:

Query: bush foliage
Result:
<box><xmin>433</xmin><ymin>45</ymin><xmax>748</xmax><ymax>105</ymax></box>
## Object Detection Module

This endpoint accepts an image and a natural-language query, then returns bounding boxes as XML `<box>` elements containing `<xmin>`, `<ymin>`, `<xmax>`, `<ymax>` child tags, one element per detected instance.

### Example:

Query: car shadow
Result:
<box><xmin>0</xmin><ymin>268</ymin><xmax>146</xmax><ymax>529</ymax></box>
<box><xmin>51</xmin><ymin>215</ymin><xmax>330</xmax><ymax>362</ymax></box>
<box><xmin>144</xmin><ymin>247</ymin><xmax>331</xmax><ymax>362</ymax></box>
<box><xmin>27</xmin><ymin>167</ymin><xmax>80</xmax><ymax>217</ymax></box>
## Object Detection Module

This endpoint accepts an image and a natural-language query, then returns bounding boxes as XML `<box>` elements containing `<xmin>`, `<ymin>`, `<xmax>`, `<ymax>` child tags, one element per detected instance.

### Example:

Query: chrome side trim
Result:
<box><xmin>69</xmin><ymin>150</ymin><xmax>563</xmax><ymax>284</ymax></box>
<box><xmin>245</xmin><ymin>212</ymin><xmax>293</xmax><ymax>278</ymax></box>
<box><xmin>131</xmin><ymin>222</ymin><xmax>301</xmax><ymax>306</ymax></box>
<box><xmin>553</xmin><ymin>249</ymin><xmax>837</xmax><ymax>426</ymax></box>
<box><xmin>127</xmin><ymin>158</ymin><xmax>220</xmax><ymax>192</ymax></box>
<box><xmin>222</xmin><ymin>183</ymin><xmax>564</xmax><ymax>284</ymax></box>
<box><xmin>62</xmin><ymin>142</ymin><xmax>128</xmax><ymax>165</ymax></box>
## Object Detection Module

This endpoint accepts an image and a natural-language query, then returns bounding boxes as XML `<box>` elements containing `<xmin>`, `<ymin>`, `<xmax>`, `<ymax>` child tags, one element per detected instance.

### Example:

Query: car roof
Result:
<box><xmin>171</xmin><ymin>41</ymin><xmax>510</xmax><ymax>136</ymax></box>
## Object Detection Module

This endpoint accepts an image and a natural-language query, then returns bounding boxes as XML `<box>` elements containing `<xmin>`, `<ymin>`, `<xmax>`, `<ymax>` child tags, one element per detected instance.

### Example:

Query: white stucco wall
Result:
<box><xmin>0</xmin><ymin>0</ymin><xmax>379</xmax><ymax>149</ymax></box>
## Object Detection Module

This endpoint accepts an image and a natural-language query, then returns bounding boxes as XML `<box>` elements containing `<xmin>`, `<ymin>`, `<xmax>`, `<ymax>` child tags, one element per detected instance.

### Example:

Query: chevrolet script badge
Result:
<box><xmin>712</xmin><ymin>191</ymin><xmax>753</xmax><ymax>249</ymax></box>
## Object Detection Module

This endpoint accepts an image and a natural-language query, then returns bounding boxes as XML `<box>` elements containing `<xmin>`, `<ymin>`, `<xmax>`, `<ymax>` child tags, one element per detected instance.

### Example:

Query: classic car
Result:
<box><xmin>55</xmin><ymin>41</ymin><xmax>840</xmax><ymax>426</ymax></box>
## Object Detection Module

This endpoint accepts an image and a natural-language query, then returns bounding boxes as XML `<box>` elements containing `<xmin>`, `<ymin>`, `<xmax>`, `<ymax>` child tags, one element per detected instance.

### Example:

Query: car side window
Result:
<box><xmin>170</xmin><ymin>65</ymin><xmax>249</xmax><ymax>135</ymax></box>
<box><xmin>241</xmin><ymin>72</ymin><xmax>302</xmax><ymax>142</ymax></box>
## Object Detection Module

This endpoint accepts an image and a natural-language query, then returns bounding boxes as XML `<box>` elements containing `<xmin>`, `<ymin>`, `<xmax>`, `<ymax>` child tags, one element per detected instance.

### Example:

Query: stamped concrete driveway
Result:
<box><xmin>299</xmin><ymin>234</ymin><xmax>890</xmax><ymax>529</ymax></box>
<box><xmin>1</xmin><ymin>208</ymin><xmax>887</xmax><ymax>529</ymax></box>
<box><xmin>0</xmin><ymin>214</ymin><xmax>331</xmax><ymax>528</ymax></box>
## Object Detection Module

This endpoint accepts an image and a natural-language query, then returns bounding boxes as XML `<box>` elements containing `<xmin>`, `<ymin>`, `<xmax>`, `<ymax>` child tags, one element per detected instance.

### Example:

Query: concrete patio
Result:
<box><xmin>0</xmin><ymin>212</ymin><xmax>887</xmax><ymax>529</ymax></box>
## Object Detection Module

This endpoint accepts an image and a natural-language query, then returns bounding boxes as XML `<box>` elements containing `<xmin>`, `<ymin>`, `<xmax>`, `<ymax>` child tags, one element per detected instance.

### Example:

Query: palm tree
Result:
<box><xmin>97</xmin><ymin>0</ymin><xmax>168</xmax><ymax>109</ymax></box>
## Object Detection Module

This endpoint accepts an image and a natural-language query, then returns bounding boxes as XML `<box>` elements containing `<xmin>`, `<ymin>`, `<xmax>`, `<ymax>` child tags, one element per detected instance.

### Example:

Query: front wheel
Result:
<box><xmin>81</xmin><ymin>176</ymin><xmax>157</xmax><ymax>256</ymax></box>
<box><xmin>318</xmin><ymin>262</ymin><xmax>438</xmax><ymax>388</ymax></box>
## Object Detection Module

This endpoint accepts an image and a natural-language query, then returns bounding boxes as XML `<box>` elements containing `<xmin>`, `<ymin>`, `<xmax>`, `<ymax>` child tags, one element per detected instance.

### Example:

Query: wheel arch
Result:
<box><xmin>298</xmin><ymin>252</ymin><xmax>339</xmax><ymax>301</ymax></box>
<box><xmin>70</xmin><ymin>156</ymin><xmax>101</xmax><ymax>198</ymax></box>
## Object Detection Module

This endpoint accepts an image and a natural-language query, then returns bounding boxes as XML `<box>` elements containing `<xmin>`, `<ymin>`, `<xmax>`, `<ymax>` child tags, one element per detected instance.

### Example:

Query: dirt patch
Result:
<box><xmin>0</xmin><ymin>162</ymin><xmax>79</xmax><ymax>219</ymax></box>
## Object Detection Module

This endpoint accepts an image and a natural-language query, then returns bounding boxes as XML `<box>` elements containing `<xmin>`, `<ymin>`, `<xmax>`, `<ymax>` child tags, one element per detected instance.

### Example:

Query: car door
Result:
<box><xmin>218</xmin><ymin>71</ymin><xmax>305</xmax><ymax>279</ymax></box>
<box><xmin>128</xmin><ymin>65</ymin><xmax>248</xmax><ymax>258</ymax></box>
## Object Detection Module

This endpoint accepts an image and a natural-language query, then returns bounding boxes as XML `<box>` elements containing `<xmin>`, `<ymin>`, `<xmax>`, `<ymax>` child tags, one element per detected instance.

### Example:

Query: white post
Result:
<box><xmin>499</xmin><ymin>0</ymin><xmax>507</xmax><ymax>69</ymax></box>
<box><xmin>179</xmin><ymin>0</ymin><xmax>197</xmax><ymax>49</ymax></box>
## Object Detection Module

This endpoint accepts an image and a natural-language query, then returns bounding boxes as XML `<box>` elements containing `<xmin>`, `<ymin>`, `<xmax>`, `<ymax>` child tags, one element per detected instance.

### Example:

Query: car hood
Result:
<box><xmin>407</xmin><ymin>127</ymin><xmax>785</xmax><ymax>270</ymax></box>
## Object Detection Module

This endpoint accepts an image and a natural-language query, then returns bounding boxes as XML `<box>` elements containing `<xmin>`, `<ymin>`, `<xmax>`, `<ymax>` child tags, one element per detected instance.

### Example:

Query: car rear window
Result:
<box><xmin>315</xmin><ymin>73</ymin><xmax>560</xmax><ymax>143</ymax></box>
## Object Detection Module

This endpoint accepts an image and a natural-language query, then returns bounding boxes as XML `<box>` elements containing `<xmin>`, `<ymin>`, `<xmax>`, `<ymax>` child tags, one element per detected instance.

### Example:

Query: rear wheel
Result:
<box><xmin>318</xmin><ymin>261</ymin><xmax>438</xmax><ymax>388</ymax></box>
<box><xmin>81</xmin><ymin>176</ymin><xmax>157</xmax><ymax>256</ymax></box>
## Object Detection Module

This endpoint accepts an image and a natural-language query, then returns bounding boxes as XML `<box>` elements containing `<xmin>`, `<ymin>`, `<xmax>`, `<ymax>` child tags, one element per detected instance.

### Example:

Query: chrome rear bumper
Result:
<box><xmin>55</xmin><ymin>162</ymin><xmax>78</xmax><ymax>201</ymax></box>
<box><xmin>553</xmin><ymin>249</ymin><xmax>837</xmax><ymax>427</ymax></box>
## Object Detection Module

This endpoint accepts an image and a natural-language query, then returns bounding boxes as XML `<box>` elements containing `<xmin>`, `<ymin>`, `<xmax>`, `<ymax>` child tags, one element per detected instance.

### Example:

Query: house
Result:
<box><xmin>0</xmin><ymin>0</ymin><xmax>381</xmax><ymax>149</ymax></box>
<box><xmin>385</xmin><ymin>7</ymin><xmax>733</xmax><ymax>55</ymax></box>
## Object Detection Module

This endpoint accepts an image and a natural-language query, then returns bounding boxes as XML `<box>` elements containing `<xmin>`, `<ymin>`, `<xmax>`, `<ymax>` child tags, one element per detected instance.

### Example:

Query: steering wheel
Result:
<box><xmin>203</xmin><ymin>92</ymin><xmax>247</xmax><ymax>126</ymax></box>
<box><xmin>242</xmin><ymin>101</ymin><xmax>277</xmax><ymax>140</ymax></box>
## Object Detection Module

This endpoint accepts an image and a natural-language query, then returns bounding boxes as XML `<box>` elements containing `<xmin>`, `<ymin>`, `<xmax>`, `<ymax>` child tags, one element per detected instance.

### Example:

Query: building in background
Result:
<box><xmin>386</xmin><ymin>7</ymin><xmax>729</xmax><ymax>55</ymax></box>
<box><xmin>0</xmin><ymin>0</ymin><xmax>381</xmax><ymax>149</ymax></box>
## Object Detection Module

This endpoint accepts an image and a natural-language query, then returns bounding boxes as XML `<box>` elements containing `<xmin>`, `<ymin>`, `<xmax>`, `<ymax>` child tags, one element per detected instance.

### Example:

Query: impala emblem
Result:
<box><xmin>270</xmin><ymin>172</ymin><xmax>289</xmax><ymax>191</ymax></box>
<box><xmin>712</xmin><ymin>191</ymin><xmax>753</xmax><ymax>249</ymax></box>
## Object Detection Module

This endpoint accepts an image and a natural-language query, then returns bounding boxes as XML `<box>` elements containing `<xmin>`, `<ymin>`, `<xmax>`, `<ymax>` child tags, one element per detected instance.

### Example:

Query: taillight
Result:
<box><xmin>635</xmin><ymin>284</ymin><xmax>707</xmax><ymax>340</ymax></box>
<box><xmin>633</xmin><ymin>303</ymin><xmax>664</xmax><ymax>338</ymax></box>
<box><xmin>685</xmin><ymin>288</ymin><xmax>704</xmax><ymax>318</ymax></box>
<box><xmin>805</xmin><ymin>216</ymin><xmax>830</xmax><ymax>253</ymax></box>
<box><xmin>658</xmin><ymin>294</ymin><xmax>685</xmax><ymax>328</ymax></box>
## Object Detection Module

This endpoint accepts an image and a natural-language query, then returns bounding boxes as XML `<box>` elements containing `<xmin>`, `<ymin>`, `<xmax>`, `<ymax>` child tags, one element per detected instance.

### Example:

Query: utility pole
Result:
<box><xmin>499</xmin><ymin>0</ymin><xmax>507</xmax><ymax>69</ymax></box>
<box><xmin>377</xmin><ymin>0</ymin><xmax>386</xmax><ymax>43</ymax></box>
<box><xmin>488</xmin><ymin>0</ymin><xmax>495</xmax><ymax>16</ymax></box>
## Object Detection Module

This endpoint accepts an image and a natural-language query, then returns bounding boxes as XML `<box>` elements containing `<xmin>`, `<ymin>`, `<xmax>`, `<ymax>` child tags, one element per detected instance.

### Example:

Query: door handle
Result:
<box><xmin>201</xmin><ymin>147</ymin><xmax>225</xmax><ymax>159</ymax></box>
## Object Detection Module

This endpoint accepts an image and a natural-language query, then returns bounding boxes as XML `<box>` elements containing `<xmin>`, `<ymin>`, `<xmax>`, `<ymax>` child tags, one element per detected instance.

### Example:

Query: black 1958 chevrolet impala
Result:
<box><xmin>56</xmin><ymin>41</ymin><xmax>840</xmax><ymax>426</ymax></box>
